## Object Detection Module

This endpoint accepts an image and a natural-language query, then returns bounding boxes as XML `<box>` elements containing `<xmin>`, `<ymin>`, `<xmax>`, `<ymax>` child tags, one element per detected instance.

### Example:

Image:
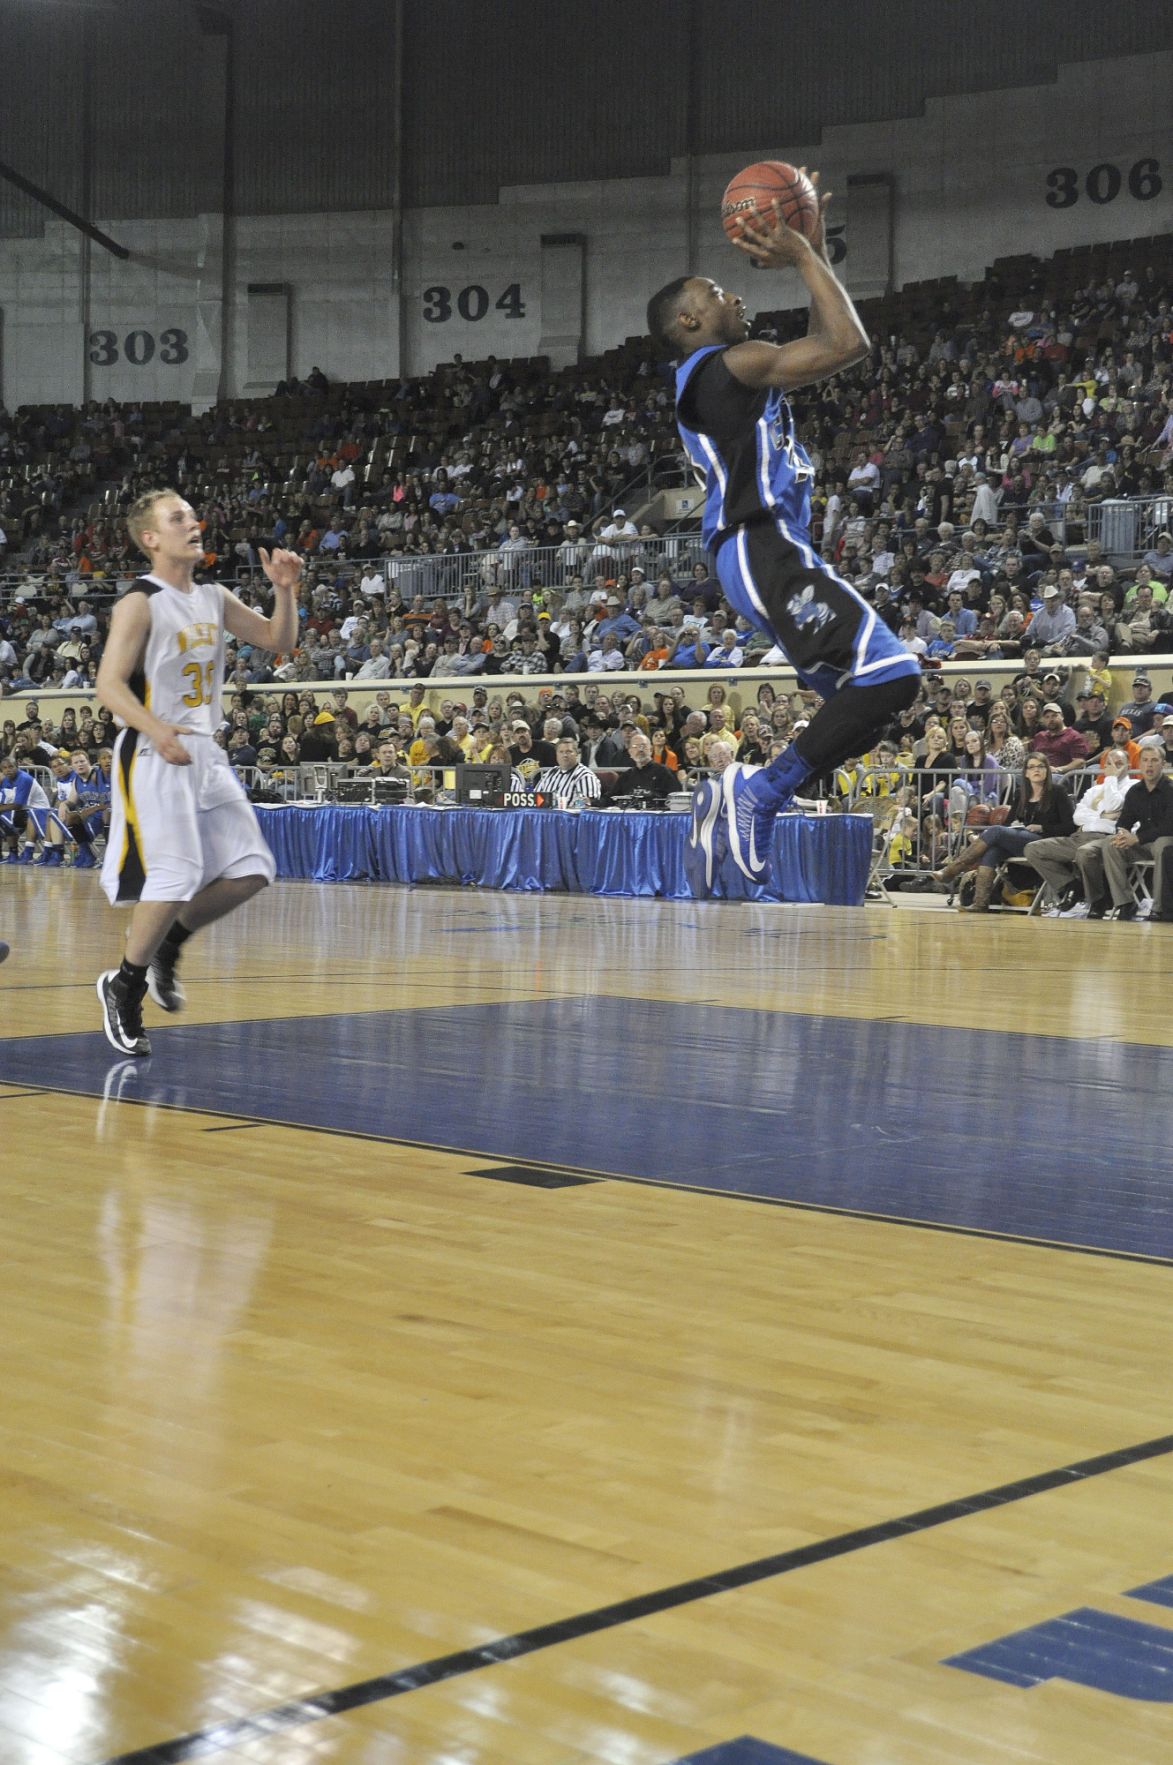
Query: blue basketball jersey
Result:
<box><xmin>674</xmin><ymin>345</ymin><xmax>816</xmax><ymax>550</ymax></box>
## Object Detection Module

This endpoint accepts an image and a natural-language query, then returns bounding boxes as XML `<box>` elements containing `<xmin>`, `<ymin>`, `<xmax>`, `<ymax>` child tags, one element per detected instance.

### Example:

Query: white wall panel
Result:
<box><xmin>1</xmin><ymin>51</ymin><xmax>1168</xmax><ymax>403</ymax></box>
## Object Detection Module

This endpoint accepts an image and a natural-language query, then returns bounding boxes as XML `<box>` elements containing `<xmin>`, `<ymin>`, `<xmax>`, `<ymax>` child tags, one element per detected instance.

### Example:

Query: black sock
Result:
<box><xmin>157</xmin><ymin>920</ymin><xmax>193</xmax><ymax>962</ymax></box>
<box><xmin>117</xmin><ymin>957</ymin><xmax>148</xmax><ymax>998</ymax></box>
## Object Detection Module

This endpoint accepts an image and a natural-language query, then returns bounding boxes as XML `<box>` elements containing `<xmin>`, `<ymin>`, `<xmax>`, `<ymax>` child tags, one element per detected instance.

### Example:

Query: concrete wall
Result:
<box><xmin>1</xmin><ymin>51</ymin><xmax>1168</xmax><ymax>407</ymax></box>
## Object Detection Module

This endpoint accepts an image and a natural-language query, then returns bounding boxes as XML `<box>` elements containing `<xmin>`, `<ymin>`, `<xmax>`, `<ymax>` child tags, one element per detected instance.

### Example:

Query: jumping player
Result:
<box><xmin>95</xmin><ymin>489</ymin><xmax>300</xmax><ymax>1055</ymax></box>
<box><xmin>647</xmin><ymin>173</ymin><xmax>920</xmax><ymax>890</ymax></box>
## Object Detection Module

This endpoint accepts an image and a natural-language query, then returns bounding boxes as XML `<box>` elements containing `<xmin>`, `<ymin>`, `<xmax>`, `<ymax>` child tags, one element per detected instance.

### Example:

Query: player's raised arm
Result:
<box><xmin>95</xmin><ymin>591</ymin><xmax>192</xmax><ymax>766</ymax></box>
<box><xmin>725</xmin><ymin>177</ymin><xmax>869</xmax><ymax>393</ymax></box>
<box><xmin>221</xmin><ymin>548</ymin><xmax>301</xmax><ymax>653</ymax></box>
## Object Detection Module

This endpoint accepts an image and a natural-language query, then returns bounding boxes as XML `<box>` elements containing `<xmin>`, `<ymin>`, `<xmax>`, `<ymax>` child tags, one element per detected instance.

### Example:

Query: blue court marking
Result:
<box><xmin>1128</xmin><ymin>1575</ymin><xmax>1173</xmax><ymax>1609</ymax></box>
<box><xmin>944</xmin><ymin>1607</ymin><xmax>1173</xmax><ymax>1702</ymax></box>
<box><xmin>4</xmin><ymin>995</ymin><xmax>1173</xmax><ymax>1256</ymax></box>
<box><xmin>672</xmin><ymin>1742</ymin><xmax>829</xmax><ymax>1765</ymax></box>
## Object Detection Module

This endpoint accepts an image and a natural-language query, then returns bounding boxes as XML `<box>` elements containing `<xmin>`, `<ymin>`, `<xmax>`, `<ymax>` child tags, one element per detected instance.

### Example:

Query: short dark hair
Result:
<box><xmin>646</xmin><ymin>277</ymin><xmax>693</xmax><ymax>359</ymax></box>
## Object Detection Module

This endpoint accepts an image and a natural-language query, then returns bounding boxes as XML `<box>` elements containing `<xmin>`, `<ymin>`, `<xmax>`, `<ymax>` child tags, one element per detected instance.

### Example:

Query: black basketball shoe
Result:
<box><xmin>147</xmin><ymin>952</ymin><xmax>186</xmax><ymax>1014</ymax></box>
<box><xmin>97</xmin><ymin>970</ymin><xmax>151</xmax><ymax>1057</ymax></box>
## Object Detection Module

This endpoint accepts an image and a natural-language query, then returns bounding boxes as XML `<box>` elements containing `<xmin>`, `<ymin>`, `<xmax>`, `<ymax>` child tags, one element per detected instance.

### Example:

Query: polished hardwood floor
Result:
<box><xmin>2</xmin><ymin>870</ymin><xmax>1172</xmax><ymax>1765</ymax></box>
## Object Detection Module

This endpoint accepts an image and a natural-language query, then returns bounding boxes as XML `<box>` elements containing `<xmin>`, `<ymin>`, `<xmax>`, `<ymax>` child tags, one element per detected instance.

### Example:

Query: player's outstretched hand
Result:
<box><xmin>732</xmin><ymin>202</ymin><xmax>811</xmax><ymax>269</ymax></box>
<box><xmin>154</xmin><ymin>724</ymin><xmax>193</xmax><ymax>766</ymax></box>
<box><xmin>733</xmin><ymin>169</ymin><xmax>833</xmax><ymax>269</ymax></box>
<box><xmin>259</xmin><ymin>547</ymin><xmax>303</xmax><ymax>591</ymax></box>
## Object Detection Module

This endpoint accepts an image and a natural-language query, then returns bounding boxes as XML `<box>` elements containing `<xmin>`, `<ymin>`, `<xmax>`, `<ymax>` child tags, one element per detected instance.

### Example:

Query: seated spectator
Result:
<box><xmin>1115</xmin><ymin>672</ymin><xmax>1161</xmax><ymax>734</ymax></box>
<box><xmin>0</xmin><ymin>754</ymin><xmax>53</xmax><ymax>861</ymax></box>
<box><xmin>1075</xmin><ymin>746</ymin><xmax>1173</xmax><ymax>920</ymax></box>
<box><xmin>1029</xmin><ymin>585</ymin><xmax>1076</xmax><ymax>653</ymax></box>
<box><xmin>588</xmin><ymin>630</ymin><xmax>627</xmax><ymax>672</ymax></box>
<box><xmin>1142</xmin><ymin>532</ymin><xmax>1173</xmax><ymax>583</ymax></box>
<box><xmin>648</xmin><ymin>726</ymin><xmax>678</xmax><ymax>772</ymax></box>
<box><xmin>1115</xmin><ymin>584</ymin><xmax>1170</xmax><ymax>654</ymax></box>
<box><xmin>1029</xmin><ymin>701</ymin><xmax>1089</xmax><ymax>777</ymax></box>
<box><xmin>704</xmin><ymin>627</ymin><xmax>744</xmax><ymax>668</ymax></box>
<box><xmin>1066</xmin><ymin>602</ymin><xmax>1111</xmax><ymax>656</ymax></box>
<box><xmin>1027</xmin><ymin>747</ymin><xmax>1132</xmax><ymax>913</ymax></box>
<box><xmin>606</xmin><ymin>727</ymin><xmax>673</xmax><ymax>804</ymax></box>
<box><xmin>299</xmin><ymin>710</ymin><xmax>338</xmax><ymax>762</ymax></box>
<box><xmin>933</xmin><ymin>753</ymin><xmax>1074</xmax><ymax>911</ymax></box>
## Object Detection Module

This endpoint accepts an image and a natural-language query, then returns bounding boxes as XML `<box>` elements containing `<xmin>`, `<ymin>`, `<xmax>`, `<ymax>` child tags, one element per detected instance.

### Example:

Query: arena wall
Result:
<box><xmin>0</xmin><ymin>51</ymin><xmax>1168</xmax><ymax>408</ymax></box>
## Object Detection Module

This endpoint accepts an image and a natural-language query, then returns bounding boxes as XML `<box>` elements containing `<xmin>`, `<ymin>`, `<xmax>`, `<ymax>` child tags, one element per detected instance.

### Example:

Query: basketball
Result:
<box><xmin>721</xmin><ymin>161</ymin><xmax>819</xmax><ymax>243</ymax></box>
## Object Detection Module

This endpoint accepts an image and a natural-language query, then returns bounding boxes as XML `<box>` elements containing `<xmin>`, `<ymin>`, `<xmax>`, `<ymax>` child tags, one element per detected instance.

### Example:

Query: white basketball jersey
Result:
<box><xmin>132</xmin><ymin>575</ymin><xmax>227</xmax><ymax>738</ymax></box>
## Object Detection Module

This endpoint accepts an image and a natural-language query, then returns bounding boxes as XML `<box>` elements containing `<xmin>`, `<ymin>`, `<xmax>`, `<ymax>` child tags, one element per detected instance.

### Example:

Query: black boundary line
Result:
<box><xmin>200</xmin><ymin>1122</ymin><xmax>267</xmax><ymax>1134</ymax></box>
<box><xmin>98</xmin><ymin>1430</ymin><xmax>1173</xmax><ymax>1765</ymax></box>
<box><xmin>6</xmin><ymin>1077</ymin><xmax>1173</xmax><ymax>1270</ymax></box>
<box><xmin>0</xmin><ymin>1089</ymin><xmax>49</xmax><ymax>1100</ymax></box>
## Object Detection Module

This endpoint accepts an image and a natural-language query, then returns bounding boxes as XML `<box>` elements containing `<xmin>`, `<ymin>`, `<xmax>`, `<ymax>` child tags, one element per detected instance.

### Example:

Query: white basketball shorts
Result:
<box><xmin>100</xmin><ymin>729</ymin><xmax>276</xmax><ymax>906</ymax></box>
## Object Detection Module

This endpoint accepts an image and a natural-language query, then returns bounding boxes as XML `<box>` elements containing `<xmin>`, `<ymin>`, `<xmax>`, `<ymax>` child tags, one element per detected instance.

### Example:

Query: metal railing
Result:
<box><xmin>1086</xmin><ymin>495</ymin><xmax>1172</xmax><ymax>563</ymax></box>
<box><xmin>380</xmin><ymin>531</ymin><xmax>709</xmax><ymax>602</ymax></box>
<box><xmin>3</xmin><ymin>494</ymin><xmax>1168</xmax><ymax>613</ymax></box>
<box><xmin>0</xmin><ymin>530</ymin><xmax>709</xmax><ymax>609</ymax></box>
<box><xmin>838</xmin><ymin>760</ymin><xmax>1122</xmax><ymax>894</ymax></box>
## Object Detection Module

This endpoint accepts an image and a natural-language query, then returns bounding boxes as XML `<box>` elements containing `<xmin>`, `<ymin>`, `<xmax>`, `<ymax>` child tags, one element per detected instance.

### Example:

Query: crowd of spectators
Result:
<box><xmin>6</xmin><ymin>644</ymin><xmax>1173</xmax><ymax>921</ymax></box>
<box><xmin>1</xmin><ymin>240</ymin><xmax>1171</xmax><ymax>701</ymax></box>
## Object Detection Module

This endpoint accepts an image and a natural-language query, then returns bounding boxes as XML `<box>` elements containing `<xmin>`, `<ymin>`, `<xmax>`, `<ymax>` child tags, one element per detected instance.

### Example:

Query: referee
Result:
<box><xmin>534</xmin><ymin>737</ymin><xmax>601</xmax><ymax>808</ymax></box>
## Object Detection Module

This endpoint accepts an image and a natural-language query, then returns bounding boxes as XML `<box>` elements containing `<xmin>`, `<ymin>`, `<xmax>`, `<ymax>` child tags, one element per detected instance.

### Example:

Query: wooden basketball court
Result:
<box><xmin>2</xmin><ymin>870</ymin><xmax>1172</xmax><ymax>1765</ymax></box>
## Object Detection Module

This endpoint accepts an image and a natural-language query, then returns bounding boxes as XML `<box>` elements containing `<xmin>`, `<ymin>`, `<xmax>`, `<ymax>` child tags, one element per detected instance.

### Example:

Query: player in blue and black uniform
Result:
<box><xmin>57</xmin><ymin>747</ymin><xmax>111</xmax><ymax>867</ymax></box>
<box><xmin>0</xmin><ymin>757</ymin><xmax>53</xmax><ymax>862</ymax></box>
<box><xmin>647</xmin><ymin>172</ymin><xmax>920</xmax><ymax>891</ymax></box>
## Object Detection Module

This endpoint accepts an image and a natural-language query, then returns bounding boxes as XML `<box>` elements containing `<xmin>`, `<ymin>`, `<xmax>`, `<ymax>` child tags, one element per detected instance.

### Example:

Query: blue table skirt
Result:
<box><xmin>255</xmin><ymin>805</ymin><xmax>872</xmax><ymax>905</ymax></box>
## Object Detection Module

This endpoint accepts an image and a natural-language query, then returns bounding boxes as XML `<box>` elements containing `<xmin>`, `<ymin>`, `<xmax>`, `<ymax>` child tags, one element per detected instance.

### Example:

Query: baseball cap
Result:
<box><xmin>1042</xmin><ymin>586</ymin><xmax>1059</xmax><ymax>599</ymax></box>
<box><xmin>313</xmin><ymin>710</ymin><xmax>335</xmax><ymax>725</ymax></box>
<box><xmin>606</xmin><ymin>595</ymin><xmax>621</xmax><ymax>606</ymax></box>
<box><xmin>1163</xmin><ymin>717</ymin><xmax>1173</xmax><ymax>729</ymax></box>
<box><xmin>1134</xmin><ymin>673</ymin><xmax>1152</xmax><ymax>685</ymax></box>
<box><xmin>511</xmin><ymin>719</ymin><xmax>530</xmax><ymax>732</ymax></box>
<box><xmin>612</xmin><ymin>508</ymin><xmax>626</xmax><ymax>518</ymax></box>
<box><xmin>1042</xmin><ymin>701</ymin><xmax>1063</xmax><ymax>714</ymax></box>
<box><xmin>1113</xmin><ymin>715</ymin><xmax>1133</xmax><ymax>730</ymax></box>
<box><xmin>975</xmin><ymin>678</ymin><xmax>991</xmax><ymax>689</ymax></box>
<box><xmin>565</xmin><ymin>520</ymin><xmax>580</xmax><ymax>529</ymax></box>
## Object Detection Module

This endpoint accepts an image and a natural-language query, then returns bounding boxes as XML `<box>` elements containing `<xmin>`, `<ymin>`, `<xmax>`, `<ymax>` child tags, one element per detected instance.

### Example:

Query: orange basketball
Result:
<box><xmin>721</xmin><ymin>161</ymin><xmax>819</xmax><ymax>244</ymax></box>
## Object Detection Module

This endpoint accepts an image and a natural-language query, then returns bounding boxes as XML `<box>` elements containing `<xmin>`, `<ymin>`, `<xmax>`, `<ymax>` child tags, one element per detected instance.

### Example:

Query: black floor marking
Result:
<box><xmin>472</xmin><ymin>1163</ymin><xmax>600</xmax><ymax>1189</ymax></box>
<box><xmin>99</xmin><ymin>1429</ymin><xmax>1173</xmax><ymax>1765</ymax></box>
<box><xmin>0</xmin><ymin>1089</ymin><xmax>48</xmax><ymax>1100</ymax></box>
<box><xmin>200</xmin><ymin>1122</ymin><xmax>267</xmax><ymax>1134</ymax></box>
<box><xmin>10</xmin><ymin>1077</ymin><xmax>1173</xmax><ymax>1270</ymax></box>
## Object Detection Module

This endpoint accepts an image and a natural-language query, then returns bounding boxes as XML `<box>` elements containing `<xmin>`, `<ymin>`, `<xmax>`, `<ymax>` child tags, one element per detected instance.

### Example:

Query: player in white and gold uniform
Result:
<box><xmin>95</xmin><ymin>489</ymin><xmax>300</xmax><ymax>1056</ymax></box>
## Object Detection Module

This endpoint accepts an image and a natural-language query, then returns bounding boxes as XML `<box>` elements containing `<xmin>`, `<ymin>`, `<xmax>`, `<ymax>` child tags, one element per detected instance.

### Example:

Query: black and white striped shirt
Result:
<box><xmin>533</xmin><ymin>761</ymin><xmax>601</xmax><ymax>808</ymax></box>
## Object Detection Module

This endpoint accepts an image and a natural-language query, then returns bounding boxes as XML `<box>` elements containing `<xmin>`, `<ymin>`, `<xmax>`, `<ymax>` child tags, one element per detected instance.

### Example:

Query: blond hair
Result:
<box><xmin>126</xmin><ymin>488</ymin><xmax>179</xmax><ymax>557</ymax></box>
